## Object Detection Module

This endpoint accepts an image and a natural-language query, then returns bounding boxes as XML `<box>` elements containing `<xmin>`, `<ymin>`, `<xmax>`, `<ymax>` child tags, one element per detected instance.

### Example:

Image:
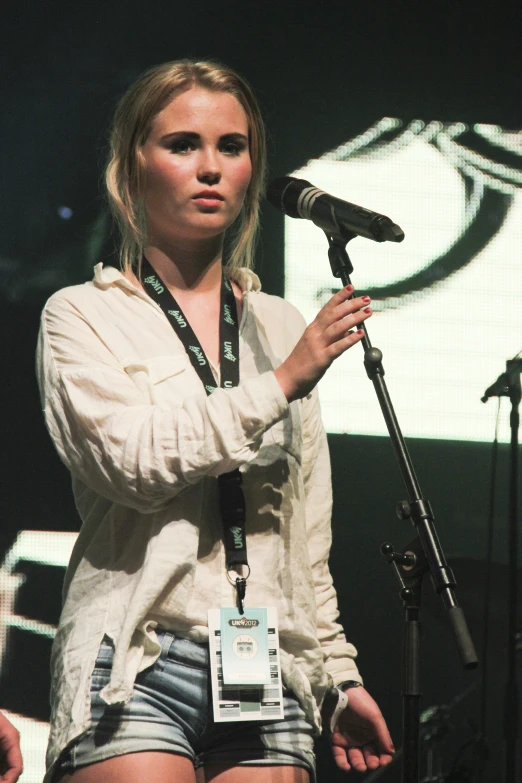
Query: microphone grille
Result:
<box><xmin>266</xmin><ymin>177</ymin><xmax>312</xmax><ymax>219</ymax></box>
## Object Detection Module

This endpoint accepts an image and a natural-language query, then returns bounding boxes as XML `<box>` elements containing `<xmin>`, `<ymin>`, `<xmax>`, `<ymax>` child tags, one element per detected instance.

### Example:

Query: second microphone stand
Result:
<box><xmin>482</xmin><ymin>358</ymin><xmax>521</xmax><ymax>782</ymax></box>
<box><xmin>326</xmin><ymin>231</ymin><xmax>478</xmax><ymax>783</ymax></box>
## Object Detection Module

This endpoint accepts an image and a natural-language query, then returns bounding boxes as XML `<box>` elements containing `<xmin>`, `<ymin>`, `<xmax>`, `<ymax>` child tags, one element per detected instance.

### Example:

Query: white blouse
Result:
<box><xmin>36</xmin><ymin>263</ymin><xmax>361</xmax><ymax>780</ymax></box>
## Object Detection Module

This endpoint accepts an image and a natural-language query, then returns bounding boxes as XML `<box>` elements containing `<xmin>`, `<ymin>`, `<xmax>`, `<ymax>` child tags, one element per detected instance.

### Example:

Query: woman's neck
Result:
<box><xmin>143</xmin><ymin>235</ymin><xmax>224</xmax><ymax>294</ymax></box>
<box><xmin>136</xmin><ymin>235</ymin><xmax>241</xmax><ymax>368</ymax></box>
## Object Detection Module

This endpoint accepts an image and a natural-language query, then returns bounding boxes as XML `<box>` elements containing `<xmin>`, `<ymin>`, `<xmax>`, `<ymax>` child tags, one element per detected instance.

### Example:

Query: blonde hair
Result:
<box><xmin>105</xmin><ymin>60</ymin><xmax>266</xmax><ymax>275</ymax></box>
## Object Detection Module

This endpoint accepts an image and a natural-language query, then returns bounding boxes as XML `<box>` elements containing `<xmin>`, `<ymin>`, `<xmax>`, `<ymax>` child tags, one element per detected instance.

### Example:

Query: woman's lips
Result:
<box><xmin>192</xmin><ymin>190</ymin><xmax>224</xmax><ymax>207</ymax></box>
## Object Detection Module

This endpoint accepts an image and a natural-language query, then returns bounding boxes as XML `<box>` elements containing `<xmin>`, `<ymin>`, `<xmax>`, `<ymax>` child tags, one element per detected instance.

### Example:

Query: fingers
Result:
<box><xmin>346</xmin><ymin>746</ymin><xmax>367</xmax><ymax>772</ymax></box>
<box><xmin>3</xmin><ymin>765</ymin><xmax>24</xmax><ymax>783</ymax></box>
<box><xmin>318</xmin><ymin>289</ymin><xmax>372</xmax><ymax>346</ymax></box>
<box><xmin>317</xmin><ymin>285</ymin><xmax>370</xmax><ymax>326</ymax></box>
<box><xmin>273</xmin><ymin>285</ymin><xmax>373</xmax><ymax>403</ymax></box>
<box><xmin>326</xmin><ymin>283</ymin><xmax>364</xmax><ymax>310</ymax></box>
<box><xmin>330</xmin><ymin>687</ymin><xmax>395</xmax><ymax>774</ymax></box>
<box><xmin>371</xmin><ymin>710</ymin><xmax>395</xmax><ymax>756</ymax></box>
<box><xmin>325</xmin><ymin>308</ymin><xmax>371</xmax><ymax>344</ymax></box>
<box><xmin>0</xmin><ymin>715</ymin><xmax>23</xmax><ymax>783</ymax></box>
<box><xmin>332</xmin><ymin>744</ymin><xmax>379</xmax><ymax>773</ymax></box>
<box><xmin>323</xmin><ymin>330</ymin><xmax>364</xmax><ymax>362</ymax></box>
<box><xmin>347</xmin><ymin>745</ymin><xmax>393</xmax><ymax>772</ymax></box>
<box><xmin>332</xmin><ymin>743</ymin><xmax>352</xmax><ymax>772</ymax></box>
<box><xmin>332</xmin><ymin>744</ymin><xmax>394</xmax><ymax>774</ymax></box>
<box><xmin>361</xmin><ymin>743</ymin><xmax>393</xmax><ymax>770</ymax></box>
<box><xmin>0</xmin><ymin>741</ymin><xmax>23</xmax><ymax>783</ymax></box>
<box><xmin>305</xmin><ymin>288</ymin><xmax>372</xmax><ymax>371</ymax></box>
<box><xmin>363</xmin><ymin>744</ymin><xmax>381</xmax><ymax>769</ymax></box>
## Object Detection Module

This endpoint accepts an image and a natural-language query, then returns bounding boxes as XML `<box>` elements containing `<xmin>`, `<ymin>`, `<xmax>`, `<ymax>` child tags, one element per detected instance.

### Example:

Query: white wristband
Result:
<box><xmin>329</xmin><ymin>689</ymin><xmax>349</xmax><ymax>734</ymax></box>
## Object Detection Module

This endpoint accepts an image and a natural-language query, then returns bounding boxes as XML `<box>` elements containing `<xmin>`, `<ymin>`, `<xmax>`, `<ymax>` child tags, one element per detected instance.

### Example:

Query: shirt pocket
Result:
<box><xmin>123</xmin><ymin>353</ymin><xmax>197</xmax><ymax>404</ymax></box>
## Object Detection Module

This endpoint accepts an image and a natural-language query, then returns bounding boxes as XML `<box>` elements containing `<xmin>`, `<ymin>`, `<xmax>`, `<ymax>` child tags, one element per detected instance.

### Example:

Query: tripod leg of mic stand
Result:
<box><xmin>381</xmin><ymin>542</ymin><xmax>427</xmax><ymax>783</ymax></box>
<box><xmin>504</xmin><ymin>673</ymin><xmax>519</xmax><ymax>782</ymax></box>
<box><xmin>504</xmin><ymin>392</ymin><xmax>520</xmax><ymax>782</ymax></box>
<box><xmin>402</xmin><ymin>587</ymin><xmax>422</xmax><ymax>783</ymax></box>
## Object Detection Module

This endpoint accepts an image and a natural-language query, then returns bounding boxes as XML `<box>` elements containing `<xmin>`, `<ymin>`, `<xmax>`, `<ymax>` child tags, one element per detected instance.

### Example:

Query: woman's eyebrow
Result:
<box><xmin>159</xmin><ymin>131</ymin><xmax>200</xmax><ymax>143</ymax></box>
<box><xmin>220</xmin><ymin>133</ymin><xmax>248</xmax><ymax>142</ymax></box>
<box><xmin>158</xmin><ymin>131</ymin><xmax>248</xmax><ymax>143</ymax></box>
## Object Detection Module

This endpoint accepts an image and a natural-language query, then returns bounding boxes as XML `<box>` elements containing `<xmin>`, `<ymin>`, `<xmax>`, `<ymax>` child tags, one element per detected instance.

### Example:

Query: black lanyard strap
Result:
<box><xmin>141</xmin><ymin>259</ymin><xmax>240</xmax><ymax>391</ymax></box>
<box><xmin>219</xmin><ymin>471</ymin><xmax>247</xmax><ymax>566</ymax></box>
<box><xmin>141</xmin><ymin>258</ymin><xmax>248</xmax><ymax>587</ymax></box>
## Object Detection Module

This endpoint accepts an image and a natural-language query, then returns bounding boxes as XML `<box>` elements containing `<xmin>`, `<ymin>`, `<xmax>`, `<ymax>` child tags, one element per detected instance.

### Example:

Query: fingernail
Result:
<box><xmin>362</xmin><ymin>296</ymin><xmax>370</xmax><ymax>302</ymax></box>
<box><xmin>357</xmin><ymin>329</ymin><xmax>364</xmax><ymax>335</ymax></box>
<box><xmin>345</xmin><ymin>284</ymin><xmax>354</xmax><ymax>291</ymax></box>
<box><xmin>363</xmin><ymin>307</ymin><xmax>372</xmax><ymax>314</ymax></box>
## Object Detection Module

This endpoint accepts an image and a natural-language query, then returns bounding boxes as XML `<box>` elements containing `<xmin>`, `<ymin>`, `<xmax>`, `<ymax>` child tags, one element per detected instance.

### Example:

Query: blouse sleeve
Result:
<box><xmin>37</xmin><ymin>292</ymin><xmax>289</xmax><ymax>514</ymax></box>
<box><xmin>301</xmin><ymin>387</ymin><xmax>363</xmax><ymax>685</ymax></box>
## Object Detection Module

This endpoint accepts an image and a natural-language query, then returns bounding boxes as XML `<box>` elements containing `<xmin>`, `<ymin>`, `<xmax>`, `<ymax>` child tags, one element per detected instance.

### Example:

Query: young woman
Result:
<box><xmin>37</xmin><ymin>60</ymin><xmax>394</xmax><ymax>783</ymax></box>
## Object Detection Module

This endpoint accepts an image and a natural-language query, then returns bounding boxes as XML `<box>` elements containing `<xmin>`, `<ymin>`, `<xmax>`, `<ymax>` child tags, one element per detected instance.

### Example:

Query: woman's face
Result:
<box><xmin>141</xmin><ymin>86</ymin><xmax>252</xmax><ymax>246</ymax></box>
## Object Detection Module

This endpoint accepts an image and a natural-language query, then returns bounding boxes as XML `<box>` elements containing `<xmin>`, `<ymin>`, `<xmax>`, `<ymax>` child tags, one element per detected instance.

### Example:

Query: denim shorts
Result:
<box><xmin>55</xmin><ymin>630</ymin><xmax>316</xmax><ymax>781</ymax></box>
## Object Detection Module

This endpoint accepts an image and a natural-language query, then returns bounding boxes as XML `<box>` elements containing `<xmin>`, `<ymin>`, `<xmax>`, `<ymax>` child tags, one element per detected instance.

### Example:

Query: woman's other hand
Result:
<box><xmin>331</xmin><ymin>687</ymin><xmax>394</xmax><ymax>773</ymax></box>
<box><xmin>0</xmin><ymin>713</ymin><xmax>23</xmax><ymax>783</ymax></box>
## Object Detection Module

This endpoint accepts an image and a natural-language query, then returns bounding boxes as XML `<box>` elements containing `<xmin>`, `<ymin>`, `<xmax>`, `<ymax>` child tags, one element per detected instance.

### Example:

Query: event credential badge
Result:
<box><xmin>208</xmin><ymin>607</ymin><xmax>284</xmax><ymax>722</ymax></box>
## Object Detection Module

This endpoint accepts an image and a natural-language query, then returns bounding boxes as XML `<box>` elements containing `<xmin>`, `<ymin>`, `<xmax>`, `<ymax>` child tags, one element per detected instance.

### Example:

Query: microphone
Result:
<box><xmin>267</xmin><ymin>176</ymin><xmax>405</xmax><ymax>243</ymax></box>
<box><xmin>481</xmin><ymin>358</ymin><xmax>522</xmax><ymax>403</ymax></box>
<box><xmin>481</xmin><ymin>372</ymin><xmax>510</xmax><ymax>403</ymax></box>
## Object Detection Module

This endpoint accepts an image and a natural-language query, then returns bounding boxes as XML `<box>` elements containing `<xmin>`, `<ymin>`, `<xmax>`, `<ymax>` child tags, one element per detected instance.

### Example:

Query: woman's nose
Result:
<box><xmin>197</xmin><ymin>148</ymin><xmax>221</xmax><ymax>184</ymax></box>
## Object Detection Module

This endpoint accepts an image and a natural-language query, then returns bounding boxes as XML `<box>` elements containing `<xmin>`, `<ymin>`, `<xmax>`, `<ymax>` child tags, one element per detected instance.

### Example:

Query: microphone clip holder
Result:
<box><xmin>325</xmin><ymin>229</ymin><xmax>356</xmax><ymax>278</ymax></box>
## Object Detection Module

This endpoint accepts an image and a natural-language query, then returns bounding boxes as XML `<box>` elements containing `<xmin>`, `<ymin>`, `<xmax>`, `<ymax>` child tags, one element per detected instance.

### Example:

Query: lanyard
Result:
<box><xmin>141</xmin><ymin>258</ymin><xmax>249</xmax><ymax>612</ymax></box>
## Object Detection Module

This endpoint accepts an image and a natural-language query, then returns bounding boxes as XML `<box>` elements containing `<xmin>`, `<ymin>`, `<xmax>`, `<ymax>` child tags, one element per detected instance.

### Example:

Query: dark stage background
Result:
<box><xmin>1</xmin><ymin>2</ymin><xmax>521</xmax><ymax>781</ymax></box>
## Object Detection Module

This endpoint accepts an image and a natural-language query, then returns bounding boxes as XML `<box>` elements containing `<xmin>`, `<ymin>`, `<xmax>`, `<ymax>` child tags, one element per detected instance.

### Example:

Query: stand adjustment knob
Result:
<box><xmin>400</xmin><ymin>587</ymin><xmax>416</xmax><ymax>602</ymax></box>
<box><xmin>396</xmin><ymin>500</ymin><xmax>412</xmax><ymax>520</ymax></box>
<box><xmin>364</xmin><ymin>347</ymin><xmax>383</xmax><ymax>365</ymax></box>
<box><xmin>363</xmin><ymin>348</ymin><xmax>384</xmax><ymax>380</ymax></box>
<box><xmin>380</xmin><ymin>542</ymin><xmax>416</xmax><ymax>568</ymax></box>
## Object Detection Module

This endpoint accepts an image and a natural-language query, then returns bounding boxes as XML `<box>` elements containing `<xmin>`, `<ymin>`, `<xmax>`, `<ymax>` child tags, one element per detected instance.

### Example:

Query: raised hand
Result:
<box><xmin>274</xmin><ymin>285</ymin><xmax>372</xmax><ymax>403</ymax></box>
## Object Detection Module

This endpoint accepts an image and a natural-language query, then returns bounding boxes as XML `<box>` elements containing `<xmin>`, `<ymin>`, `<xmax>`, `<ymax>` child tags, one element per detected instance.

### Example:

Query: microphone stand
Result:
<box><xmin>325</xmin><ymin>230</ymin><xmax>478</xmax><ymax>783</ymax></box>
<box><xmin>482</xmin><ymin>358</ymin><xmax>521</xmax><ymax>782</ymax></box>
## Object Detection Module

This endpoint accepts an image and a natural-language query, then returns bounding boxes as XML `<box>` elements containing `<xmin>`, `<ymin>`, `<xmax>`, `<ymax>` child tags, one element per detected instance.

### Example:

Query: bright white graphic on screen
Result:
<box><xmin>284</xmin><ymin>120</ymin><xmax>522</xmax><ymax>442</ymax></box>
<box><xmin>0</xmin><ymin>531</ymin><xmax>78</xmax><ymax>781</ymax></box>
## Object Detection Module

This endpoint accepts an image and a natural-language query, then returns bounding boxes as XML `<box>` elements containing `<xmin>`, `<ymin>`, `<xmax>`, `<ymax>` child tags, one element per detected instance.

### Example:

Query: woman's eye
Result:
<box><xmin>170</xmin><ymin>139</ymin><xmax>193</xmax><ymax>154</ymax></box>
<box><xmin>222</xmin><ymin>142</ymin><xmax>244</xmax><ymax>156</ymax></box>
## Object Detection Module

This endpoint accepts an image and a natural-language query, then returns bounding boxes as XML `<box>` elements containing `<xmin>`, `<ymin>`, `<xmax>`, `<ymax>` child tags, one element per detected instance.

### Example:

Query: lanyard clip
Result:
<box><xmin>235</xmin><ymin>577</ymin><xmax>246</xmax><ymax>615</ymax></box>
